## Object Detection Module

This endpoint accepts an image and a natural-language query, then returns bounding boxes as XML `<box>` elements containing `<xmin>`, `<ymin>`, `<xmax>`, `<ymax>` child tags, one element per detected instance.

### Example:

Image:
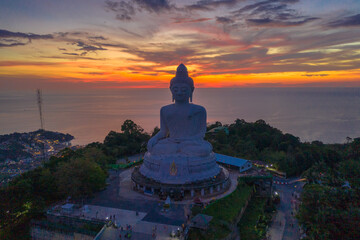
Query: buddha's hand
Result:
<box><xmin>172</xmin><ymin>136</ymin><xmax>202</xmax><ymax>142</ymax></box>
<box><xmin>147</xmin><ymin>136</ymin><xmax>158</xmax><ymax>152</ymax></box>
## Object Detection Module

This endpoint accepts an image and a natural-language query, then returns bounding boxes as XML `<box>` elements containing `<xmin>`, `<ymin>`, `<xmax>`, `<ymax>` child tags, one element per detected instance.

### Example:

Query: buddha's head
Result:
<box><xmin>170</xmin><ymin>64</ymin><xmax>194</xmax><ymax>103</ymax></box>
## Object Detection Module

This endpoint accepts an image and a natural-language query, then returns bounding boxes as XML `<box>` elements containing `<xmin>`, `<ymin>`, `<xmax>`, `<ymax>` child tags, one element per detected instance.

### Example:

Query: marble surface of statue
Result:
<box><xmin>140</xmin><ymin>64</ymin><xmax>220</xmax><ymax>184</ymax></box>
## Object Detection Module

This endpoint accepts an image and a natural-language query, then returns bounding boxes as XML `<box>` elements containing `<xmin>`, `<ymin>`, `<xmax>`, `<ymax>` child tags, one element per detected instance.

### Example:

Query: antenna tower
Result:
<box><xmin>36</xmin><ymin>89</ymin><xmax>46</xmax><ymax>161</ymax></box>
<box><xmin>37</xmin><ymin>89</ymin><xmax>44</xmax><ymax>130</ymax></box>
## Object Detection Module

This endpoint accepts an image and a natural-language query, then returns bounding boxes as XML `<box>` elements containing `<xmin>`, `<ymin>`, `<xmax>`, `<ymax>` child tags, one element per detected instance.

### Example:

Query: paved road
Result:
<box><xmin>269</xmin><ymin>177</ymin><xmax>305</xmax><ymax>240</ymax></box>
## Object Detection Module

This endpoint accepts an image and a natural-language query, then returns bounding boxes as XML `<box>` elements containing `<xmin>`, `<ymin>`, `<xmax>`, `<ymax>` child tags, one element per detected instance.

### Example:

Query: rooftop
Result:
<box><xmin>190</xmin><ymin>214</ymin><xmax>213</xmax><ymax>230</ymax></box>
<box><xmin>215</xmin><ymin>153</ymin><xmax>250</xmax><ymax>168</ymax></box>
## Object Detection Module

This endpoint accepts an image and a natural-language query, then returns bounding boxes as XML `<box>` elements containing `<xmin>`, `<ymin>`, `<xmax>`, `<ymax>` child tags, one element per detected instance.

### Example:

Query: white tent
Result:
<box><xmin>164</xmin><ymin>196</ymin><xmax>171</xmax><ymax>208</ymax></box>
<box><xmin>82</xmin><ymin>205</ymin><xmax>90</xmax><ymax>213</ymax></box>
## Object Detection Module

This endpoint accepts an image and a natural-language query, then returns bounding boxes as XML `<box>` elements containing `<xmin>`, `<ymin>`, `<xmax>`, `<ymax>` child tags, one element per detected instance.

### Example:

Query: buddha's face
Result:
<box><xmin>170</xmin><ymin>83</ymin><xmax>192</xmax><ymax>103</ymax></box>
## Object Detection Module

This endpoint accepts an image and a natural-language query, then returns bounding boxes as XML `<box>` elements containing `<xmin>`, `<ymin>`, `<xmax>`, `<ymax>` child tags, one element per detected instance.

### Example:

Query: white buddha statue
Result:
<box><xmin>140</xmin><ymin>64</ymin><xmax>220</xmax><ymax>184</ymax></box>
<box><xmin>147</xmin><ymin>63</ymin><xmax>212</xmax><ymax>157</ymax></box>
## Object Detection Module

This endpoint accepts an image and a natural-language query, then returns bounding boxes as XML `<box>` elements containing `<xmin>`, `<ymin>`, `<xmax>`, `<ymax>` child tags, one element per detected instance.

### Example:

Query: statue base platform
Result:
<box><xmin>139</xmin><ymin>152</ymin><xmax>221</xmax><ymax>184</ymax></box>
<box><xmin>131</xmin><ymin>165</ymin><xmax>230</xmax><ymax>199</ymax></box>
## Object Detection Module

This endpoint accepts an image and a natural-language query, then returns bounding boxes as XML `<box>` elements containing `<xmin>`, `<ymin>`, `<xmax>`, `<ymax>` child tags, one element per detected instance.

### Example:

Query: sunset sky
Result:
<box><xmin>1</xmin><ymin>0</ymin><xmax>360</xmax><ymax>89</ymax></box>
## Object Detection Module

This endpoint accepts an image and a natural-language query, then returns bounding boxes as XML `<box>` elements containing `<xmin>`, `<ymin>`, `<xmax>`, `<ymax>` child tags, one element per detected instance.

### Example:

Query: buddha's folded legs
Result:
<box><xmin>149</xmin><ymin>138</ymin><xmax>212</xmax><ymax>157</ymax></box>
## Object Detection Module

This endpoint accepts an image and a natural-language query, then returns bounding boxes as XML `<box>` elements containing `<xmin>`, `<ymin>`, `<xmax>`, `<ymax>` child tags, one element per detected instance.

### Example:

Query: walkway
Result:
<box><xmin>268</xmin><ymin>178</ymin><xmax>305</xmax><ymax>240</ymax></box>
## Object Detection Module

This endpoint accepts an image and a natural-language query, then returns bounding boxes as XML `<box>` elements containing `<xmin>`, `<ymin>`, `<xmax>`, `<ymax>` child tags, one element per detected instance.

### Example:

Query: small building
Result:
<box><xmin>190</xmin><ymin>214</ymin><xmax>213</xmax><ymax>230</ymax></box>
<box><xmin>207</xmin><ymin>126</ymin><xmax>229</xmax><ymax>135</ymax></box>
<box><xmin>61</xmin><ymin>203</ymin><xmax>74</xmax><ymax>214</ymax></box>
<box><xmin>215</xmin><ymin>153</ymin><xmax>252</xmax><ymax>173</ymax></box>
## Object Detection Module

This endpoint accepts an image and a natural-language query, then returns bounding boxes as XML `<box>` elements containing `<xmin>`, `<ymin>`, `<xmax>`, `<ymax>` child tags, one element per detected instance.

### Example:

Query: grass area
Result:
<box><xmin>31</xmin><ymin>219</ymin><xmax>102</xmax><ymax>236</ymax></box>
<box><xmin>107</xmin><ymin>159</ymin><xmax>143</xmax><ymax>170</ymax></box>
<box><xmin>188</xmin><ymin>218</ymin><xmax>231</xmax><ymax>240</ymax></box>
<box><xmin>189</xmin><ymin>179</ymin><xmax>253</xmax><ymax>240</ymax></box>
<box><xmin>0</xmin><ymin>173</ymin><xmax>9</xmax><ymax>180</ymax></box>
<box><xmin>238</xmin><ymin>197</ymin><xmax>273</xmax><ymax>240</ymax></box>
<box><xmin>203</xmin><ymin>180</ymin><xmax>253</xmax><ymax>223</ymax></box>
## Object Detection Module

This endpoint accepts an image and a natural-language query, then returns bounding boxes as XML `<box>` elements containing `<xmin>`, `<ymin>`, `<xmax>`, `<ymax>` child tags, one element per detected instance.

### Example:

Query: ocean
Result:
<box><xmin>1</xmin><ymin>88</ymin><xmax>359</xmax><ymax>145</ymax></box>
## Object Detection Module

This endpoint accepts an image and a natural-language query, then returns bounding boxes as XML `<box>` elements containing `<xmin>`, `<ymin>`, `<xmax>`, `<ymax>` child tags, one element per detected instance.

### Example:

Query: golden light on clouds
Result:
<box><xmin>0</xmin><ymin>0</ymin><xmax>359</xmax><ymax>89</ymax></box>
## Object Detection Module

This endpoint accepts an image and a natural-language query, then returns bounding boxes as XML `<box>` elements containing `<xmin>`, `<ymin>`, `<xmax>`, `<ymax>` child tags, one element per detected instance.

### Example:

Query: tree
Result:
<box><xmin>207</xmin><ymin>121</ymin><xmax>222</xmax><ymax>131</ymax></box>
<box><xmin>121</xmin><ymin>119</ymin><xmax>144</xmax><ymax>136</ymax></box>
<box><xmin>55</xmin><ymin>157</ymin><xmax>106</xmax><ymax>198</ymax></box>
<box><xmin>339</xmin><ymin>159</ymin><xmax>360</xmax><ymax>188</ymax></box>
<box><xmin>103</xmin><ymin>120</ymin><xmax>150</xmax><ymax>157</ymax></box>
<box><xmin>151</xmin><ymin>126</ymin><xmax>160</xmax><ymax>137</ymax></box>
<box><xmin>81</xmin><ymin>147</ymin><xmax>112</xmax><ymax>170</ymax></box>
<box><xmin>346</xmin><ymin>137</ymin><xmax>360</xmax><ymax>160</ymax></box>
<box><xmin>44</xmin><ymin>148</ymin><xmax>79</xmax><ymax>171</ymax></box>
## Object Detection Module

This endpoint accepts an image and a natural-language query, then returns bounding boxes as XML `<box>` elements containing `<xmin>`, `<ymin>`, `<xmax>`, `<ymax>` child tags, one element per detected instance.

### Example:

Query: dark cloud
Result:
<box><xmin>247</xmin><ymin>17</ymin><xmax>272</xmax><ymax>24</ymax></box>
<box><xmin>126</xmin><ymin>47</ymin><xmax>196</xmax><ymax>65</ymax></box>
<box><xmin>0</xmin><ymin>29</ymin><xmax>118</xmax><ymax>60</ymax></box>
<box><xmin>88</xmin><ymin>36</ymin><xmax>107</xmax><ymax>40</ymax></box>
<box><xmin>105</xmin><ymin>0</ymin><xmax>172</xmax><ymax>21</ymax></box>
<box><xmin>232</xmin><ymin>0</ymin><xmax>272</xmax><ymax>14</ymax></box>
<box><xmin>54</xmin><ymin>32</ymin><xmax>112</xmax><ymax>55</ymax></box>
<box><xmin>134</xmin><ymin>0</ymin><xmax>172</xmax><ymax>13</ymax></box>
<box><xmin>79</xmin><ymin>45</ymin><xmax>107</xmax><ymax>51</ymax></box>
<box><xmin>247</xmin><ymin>17</ymin><xmax>318</xmax><ymax>27</ymax></box>
<box><xmin>302</xmin><ymin>74</ymin><xmax>329</xmax><ymax>77</ymax></box>
<box><xmin>231</xmin><ymin>0</ymin><xmax>297</xmax><ymax>15</ymax></box>
<box><xmin>328</xmin><ymin>14</ymin><xmax>360</xmax><ymax>27</ymax></box>
<box><xmin>216</xmin><ymin>16</ymin><xmax>235</xmax><ymax>24</ymax></box>
<box><xmin>101</xmin><ymin>42</ymin><xmax>129</xmax><ymax>49</ymax></box>
<box><xmin>186</xmin><ymin>0</ymin><xmax>239</xmax><ymax>11</ymax></box>
<box><xmin>60</xmin><ymin>31</ymin><xmax>84</xmax><ymax>36</ymax></box>
<box><xmin>0</xmin><ymin>42</ymin><xmax>27</xmax><ymax>47</ymax></box>
<box><xmin>73</xmin><ymin>41</ymin><xmax>107</xmax><ymax>52</ymax></box>
<box><xmin>54</xmin><ymin>31</ymin><xmax>130</xmax><ymax>57</ymax></box>
<box><xmin>41</xmin><ymin>55</ymin><xmax>106</xmax><ymax>61</ymax></box>
<box><xmin>0</xmin><ymin>61</ymin><xmax>58</xmax><ymax>67</ymax></box>
<box><xmin>56</xmin><ymin>31</ymin><xmax>104</xmax><ymax>39</ymax></box>
<box><xmin>0</xmin><ymin>29</ymin><xmax>53</xmax><ymax>40</ymax></box>
<box><xmin>185</xmin><ymin>3</ymin><xmax>211</xmax><ymax>11</ymax></box>
<box><xmin>62</xmin><ymin>52</ymin><xmax>79</xmax><ymax>56</ymax></box>
<box><xmin>118</xmin><ymin>27</ymin><xmax>143</xmax><ymax>38</ymax></box>
<box><xmin>230</xmin><ymin>0</ymin><xmax>317</xmax><ymax>27</ymax></box>
<box><xmin>0</xmin><ymin>29</ymin><xmax>110</xmax><ymax>52</ymax></box>
<box><xmin>173</xmin><ymin>17</ymin><xmax>212</xmax><ymax>24</ymax></box>
<box><xmin>105</xmin><ymin>0</ymin><xmax>135</xmax><ymax>20</ymax></box>
<box><xmin>0</xmin><ymin>29</ymin><xmax>53</xmax><ymax>47</ymax></box>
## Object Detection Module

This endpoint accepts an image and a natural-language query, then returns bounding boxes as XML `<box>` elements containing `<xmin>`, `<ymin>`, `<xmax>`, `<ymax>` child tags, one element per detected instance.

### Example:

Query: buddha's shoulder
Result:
<box><xmin>190</xmin><ymin>104</ymin><xmax>206</xmax><ymax>112</ymax></box>
<box><xmin>161</xmin><ymin>104</ymin><xmax>174</xmax><ymax>111</ymax></box>
<box><xmin>160</xmin><ymin>104</ymin><xmax>205</xmax><ymax>112</ymax></box>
